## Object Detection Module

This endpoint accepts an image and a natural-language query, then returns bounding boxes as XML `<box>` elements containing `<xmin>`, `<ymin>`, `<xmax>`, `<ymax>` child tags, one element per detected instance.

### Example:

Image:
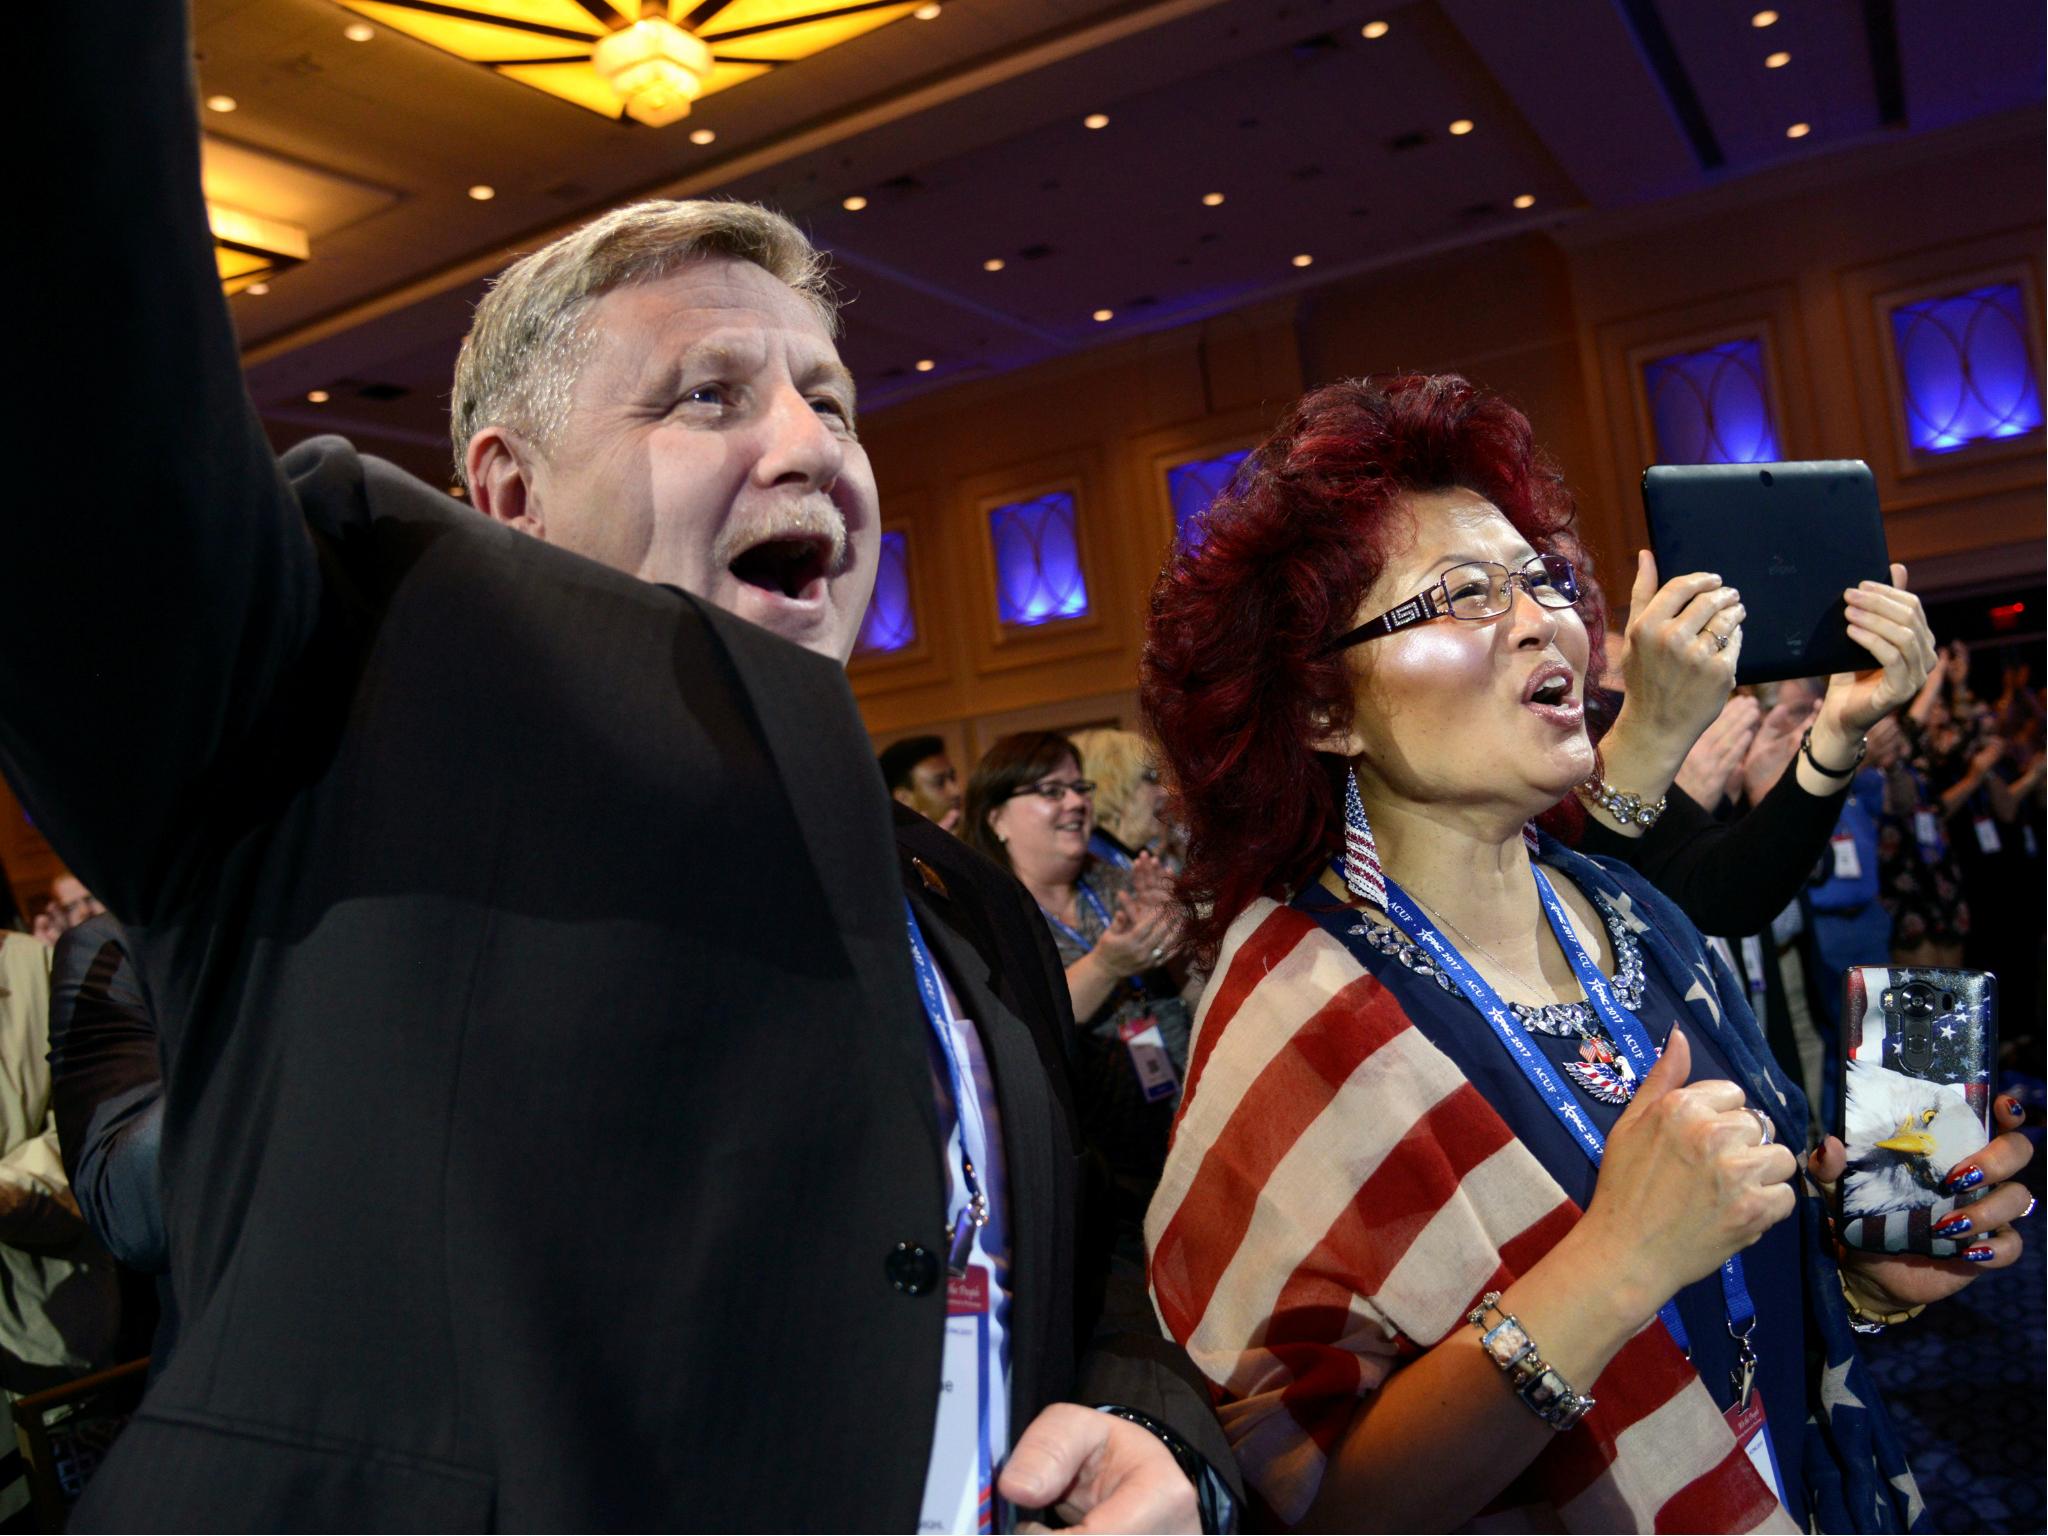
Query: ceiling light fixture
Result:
<box><xmin>1291</xmin><ymin>254</ymin><xmax>1313</xmax><ymax>268</ymax></box>
<box><xmin>1092</xmin><ymin>308</ymin><xmax>1113</xmax><ymax>322</ymax></box>
<box><xmin>1448</xmin><ymin>118</ymin><xmax>1474</xmax><ymax>136</ymax></box>
<box><xmin>689</xmin><ymin>127</ymin><xmax>716</xmax><ymax>145</ymax></box>
<box><xmin>244</xmin><ymin>281</ymin><xmax>271</xmax><ymax>296</ymax></box>
<box><xmin>207</xmin><ymin>201</ymin><xmax>310</xmax><ymax>296</ymax></box>
<box><xmin>842</xmin><ymin>194</ymin><xmax>868</xmax><ymax>211</ymax></box>
<box><xmin>1786</xmin><ymin>121</ymin><xmax>1810</xmax><ymax>138</ymax></box>
<box><xmin>982</xmin><ymin>257</ymin><xmax>1006</xmax><ymax>272</ymax></box>
<box><xmin>467</xmin><ymin>184</ymin><xmax>496</xmax><ymax>201</ymax></box>
<box><xmin>307</xmin><ymin>389</ymin><xmax>331</xmax><ymax>404</ymax></box>
<box><xmin>1201</xmin><ymin>191</ymin><xmax>1225</xmax><ymax>206</ymax></box>
<box><xmin>1765</xmin><ymin>50</ymin><xmax>1790</xmax><ymax>67</ymax></box>
<box><xmin>330</xmin><ymin>0</ymin><xmax>922</xmax><ymax>127</ymax></box>
<box><xmin>915</xmin><ymin>359</ymin><xmax>935</xmax><ymax>372</ymax></box>
<box><xmin>1512</xmin><ymin>193</ymin><xmax>1536</xmax><ymax>209</ymax></box>
<box><xmin>1083</xmin><ymin>112</ymin><xmax>1109</xmax><ymax>130</ymax></box>
<box><xmin>206</xmin><ymin>94</ymin><xmax>237</xmax><ymax>113</ymax></box>
<box><xmin>914</xmin><ymin>2</ymin><xmax>942</xmax><ymax>17</ymax></box>
<box><xmin>343</xmin><ymin>21</ymin><xmax>374</xmax><ymax>42</ymax></box>
<box><xmin>1751</xmin><ymin>9</ymin><xmax>1779</xmax><ymax>26</ymax></box>
<box><xmin>1361</xmin><ymin>20</ymin><xmax>1389</xmax><ymax>39</ymax></box>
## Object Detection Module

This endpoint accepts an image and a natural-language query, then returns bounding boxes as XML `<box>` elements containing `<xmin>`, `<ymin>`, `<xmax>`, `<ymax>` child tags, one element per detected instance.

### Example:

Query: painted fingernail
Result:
<box><xmin>1934</xmin><ymin>1212</ymin><xmax>1973</xmax><ymax>1237</ymax></box>
<box><xmin>2024</xmin><ymin>1197</ymin><xmax>2038</xmax><ymax>1220</ymax></box>
<box><xmin>1945</xmin><ymin>1164</ymin><xmax>1985</xmax><ymax>1193</ymax></box>
<box><xmin>1999</xmin><ymin>1095</ymin><xmax>2026</xmax><ymax>1122</ymax></box>
<box><xmin>1963</xmin><ymin>1244</ymin><xmax>1997</xmax><ymax>1262</ymax></box>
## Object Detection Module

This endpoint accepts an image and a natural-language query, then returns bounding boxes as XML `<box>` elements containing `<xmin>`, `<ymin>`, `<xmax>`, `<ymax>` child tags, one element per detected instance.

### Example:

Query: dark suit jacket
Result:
<box><xmin>7</xmin><ymin>6</ymin><xmax>1225</xmax><ymax>1527</ymax></box>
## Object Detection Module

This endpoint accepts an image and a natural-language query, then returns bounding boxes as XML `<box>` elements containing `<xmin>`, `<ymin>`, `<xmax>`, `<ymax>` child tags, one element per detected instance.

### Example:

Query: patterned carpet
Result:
<box><xmin>1856</xmin><ymin>1071</ymin><xmax>2046</xmax><ymax>1534</ymax></box>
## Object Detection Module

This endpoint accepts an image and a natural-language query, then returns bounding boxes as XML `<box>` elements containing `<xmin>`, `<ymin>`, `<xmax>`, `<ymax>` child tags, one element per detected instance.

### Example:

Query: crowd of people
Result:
<box><xmin>0</xmin><ymin>5</ymin><xmax>2035</xmax><ymax>1531</ymax></box>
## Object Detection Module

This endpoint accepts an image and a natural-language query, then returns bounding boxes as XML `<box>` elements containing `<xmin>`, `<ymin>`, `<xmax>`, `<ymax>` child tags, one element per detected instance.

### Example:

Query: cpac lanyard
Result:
<box><xmin>1378</xmin><ymin>867</ymin><xmax>1761</xmax><ymax>1401</ymax></box>
<box><xmin>904</xmin><ymin>901</ymin><xmax>990</xmax><ymax>1272</ymax></box>
<box><xmin>1038</xmin><ymin>879</ymin><xmax>1114</xmax><ymax>953</ymax></box>
<box><xmin>904</xmin><ymin>903</ymin><xmax>1000</xmax><ymax>1533</ymax></box>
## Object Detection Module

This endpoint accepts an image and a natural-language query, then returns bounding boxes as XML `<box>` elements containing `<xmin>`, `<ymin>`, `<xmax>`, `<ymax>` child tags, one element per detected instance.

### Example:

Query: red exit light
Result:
<box><xmin>1990</xmin><ymin>601</ymin><xmax>2026</xmax><ymax>631</ymax></box>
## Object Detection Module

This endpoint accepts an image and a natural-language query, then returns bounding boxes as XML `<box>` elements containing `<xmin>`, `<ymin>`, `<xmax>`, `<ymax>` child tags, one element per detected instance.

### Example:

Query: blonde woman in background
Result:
<box><xmin>1071</xmin><ymin>728</ymin><xmax>1173</xmax><ymax>871</ymax></box>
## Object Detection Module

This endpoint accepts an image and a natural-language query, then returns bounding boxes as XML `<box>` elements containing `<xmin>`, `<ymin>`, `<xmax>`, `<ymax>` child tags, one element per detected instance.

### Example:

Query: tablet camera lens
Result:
<box><xmin>1758</xmin><ymin>470</ymin><xmax>1774</xmax><ymax>487</ymax></box>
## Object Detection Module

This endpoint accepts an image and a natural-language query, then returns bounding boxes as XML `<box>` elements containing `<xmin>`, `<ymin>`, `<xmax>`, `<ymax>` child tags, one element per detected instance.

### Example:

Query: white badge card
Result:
<box><xmin>920</xmin><ymin>1268</ymin><xmax>993</xmax><ymax>1535</ymax></box>
<box><xmin>1974</xmin><ymin>816</ymin><xmax>2003</xmax><ymax>855</ymax></box>
<box><xmin>1830</xmin><ymin>834</ymin><xmax>1862</xmax><ymax>880</ymax></box>
<box><xmin>1724</xmin><ymin>1388</ymin><xmax>1789</xmax><ymax>1511</ymax></box>
<box><xmin>1913</xmin><ymin>809</ymin><xmax>1941</xmax><ymax>851</ymax></box>
<box><xmin>1118</xmin><ymin>1015</ymin><xmax>1180</xmax><ymax>1103</ymax></box>
<box><xmin>1739</xmin><ymin>935</ymin><xmax>1767</xmax><ymax>995</ymax></box>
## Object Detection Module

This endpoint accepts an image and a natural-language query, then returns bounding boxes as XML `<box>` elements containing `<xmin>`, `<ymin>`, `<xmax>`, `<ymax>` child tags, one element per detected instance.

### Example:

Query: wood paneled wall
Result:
<box><xmin>852</xmin><ymin>108</ymin><xmax>2045</xmax><ymax>755</ymax></box>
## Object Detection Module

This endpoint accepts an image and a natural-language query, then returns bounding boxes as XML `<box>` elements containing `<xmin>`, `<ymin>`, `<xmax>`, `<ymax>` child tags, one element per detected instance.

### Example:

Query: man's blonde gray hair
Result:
<box><xmin>450</xmin><ymin>198</ymin><xmax>837</xmax><ymax>485</ymax></box>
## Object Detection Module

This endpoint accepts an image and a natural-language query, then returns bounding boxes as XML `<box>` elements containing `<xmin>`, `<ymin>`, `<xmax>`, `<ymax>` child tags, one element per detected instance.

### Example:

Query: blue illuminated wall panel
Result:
<box><xmin>1642</xmin><ymin>338</ymin><xmax>1781</xmax><ymax>464</ymax></box>
<box><xmin>1889</xmin><ymin>283</ymin><xmax>2043</xmax><ymax>454</ymax></box>
<box><xmin>1166</xmin><ymin>450</ymin><xmax>1249</xmax><ymax>547</ymax></box>
<box><xmin>990</xmin><ymin>491</ymin><xmax>1089</xmax><ymax>626</ymax></box>
<box><xmin>853</xmin><ymin>530</ymin><xmax>915</xmax><ymax>655</ymax></box>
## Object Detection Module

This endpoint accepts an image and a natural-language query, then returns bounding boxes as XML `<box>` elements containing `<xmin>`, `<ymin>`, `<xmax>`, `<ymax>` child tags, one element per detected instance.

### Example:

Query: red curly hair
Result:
<box><xmin>1142</xmin><ymin>373</ymin><xmax>1613</xmax><ymax>966</ymax></box>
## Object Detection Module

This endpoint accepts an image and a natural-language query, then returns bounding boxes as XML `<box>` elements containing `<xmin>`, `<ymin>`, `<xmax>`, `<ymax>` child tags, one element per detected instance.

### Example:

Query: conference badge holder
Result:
<box><xmin>1118</xmin><ymin>1014</ymin><xmax>1180</xmax><ymax>1102</ymax></box>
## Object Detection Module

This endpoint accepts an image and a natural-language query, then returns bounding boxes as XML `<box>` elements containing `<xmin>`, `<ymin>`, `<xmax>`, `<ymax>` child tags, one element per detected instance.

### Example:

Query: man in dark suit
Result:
<box><xmin>9</xmin><ymin>4</ymin><xmax>1231</xmax><ymax>1529</ymax></box>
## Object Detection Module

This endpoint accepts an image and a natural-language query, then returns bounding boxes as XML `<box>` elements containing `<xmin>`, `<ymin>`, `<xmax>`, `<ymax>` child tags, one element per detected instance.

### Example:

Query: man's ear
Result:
<box><xmin>890</xmin><ymin>786</ymin><xmax>916</xmax><ymax>809</ymax></box>
<box><xmin>466</xmin><ymin>426</ymin><xmax>545</xmax><ymax>537</ymax></box>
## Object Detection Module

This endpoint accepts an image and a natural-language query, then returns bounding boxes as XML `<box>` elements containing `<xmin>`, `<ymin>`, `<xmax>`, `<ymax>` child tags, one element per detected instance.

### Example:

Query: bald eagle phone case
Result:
<box><xmin>1838</xmin><ymin>966</ymin><xmax>1997</xmax><ymax>1254</ymax></box>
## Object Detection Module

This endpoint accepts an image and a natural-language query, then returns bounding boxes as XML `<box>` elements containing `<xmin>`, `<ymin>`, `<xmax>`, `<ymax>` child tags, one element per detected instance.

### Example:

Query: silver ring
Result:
<box><xmin>1742</xmin><ymin>1106</ymin><xmax>1774</xmax><ymax>1146</ymax></box>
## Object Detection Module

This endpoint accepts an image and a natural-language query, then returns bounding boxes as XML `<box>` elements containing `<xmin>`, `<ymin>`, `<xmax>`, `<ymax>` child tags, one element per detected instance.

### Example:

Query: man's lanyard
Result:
<box><xmin>1377</xmin><ymin>868</ymin><xmax>1758</xmax><ymax>1370</ymax></box>
<box><xmin>904</xmin><ymin>900</ymin><xmax>988</xmax><ymax>1271</ymax></box>
<box><xmin>1038</xmin><ymin>880</ymin><xmax>1113</xmax><ymax>953</ymax></box>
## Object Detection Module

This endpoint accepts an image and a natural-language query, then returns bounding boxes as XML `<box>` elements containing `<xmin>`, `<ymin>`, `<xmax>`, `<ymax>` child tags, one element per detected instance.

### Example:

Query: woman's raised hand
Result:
<box><xmin>1618</xmin><ymin>551</ymin><xmax>1745</xmax><ymax>744</ymax></box>
<box><xmin>1091</xmin><ymin>889</ymin><xmax>1182</xmax><ymax>978</ymax></box>
<box><xmin>1818</xmin><ymin>564</ymin><xmax>1939</xmax><ymax>744</ymax></box>
<box><xmin>1573</xmin><ymin>1029</ymin><xmax>1800</xmax><ymax>1326</ymax></box>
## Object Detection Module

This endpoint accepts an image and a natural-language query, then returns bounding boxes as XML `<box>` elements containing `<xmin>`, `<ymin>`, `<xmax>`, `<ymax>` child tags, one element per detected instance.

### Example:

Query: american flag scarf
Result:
<box><xmin>1147</xmin><ymin>839</ymin><xmax>1928</xmax><ymax>1532</ymax></box>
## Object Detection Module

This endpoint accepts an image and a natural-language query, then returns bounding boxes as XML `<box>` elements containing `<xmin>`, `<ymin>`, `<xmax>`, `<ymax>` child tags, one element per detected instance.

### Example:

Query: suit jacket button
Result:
<box><xmin>886</xmin><ymin>1242</ymin><xmax>940</xmax><ymax>1296</ymax></box>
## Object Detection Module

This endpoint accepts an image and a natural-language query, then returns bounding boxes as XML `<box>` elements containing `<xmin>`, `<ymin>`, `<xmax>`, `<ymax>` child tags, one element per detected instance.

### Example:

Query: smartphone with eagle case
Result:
<box><xmin>1838</xmin><ymin>966</ymin><xmax>1997</xmax><ymax>1253</ymax></box>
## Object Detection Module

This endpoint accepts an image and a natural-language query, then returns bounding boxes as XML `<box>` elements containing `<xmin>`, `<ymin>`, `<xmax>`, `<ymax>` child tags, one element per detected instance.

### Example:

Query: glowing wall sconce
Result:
<box><xmin>1888</xmin><ymin>282</ymin><xmax>2043</xmax><ymax>454</ymax></box>
<box><xmin>1165</xmin><ymin>449</ymin><xmax>1249</xmax><ymax>548</ymax></box>
<box><xmin>990</xmin><ymin>491</ymin><xmax>1089</xmax><ymax>627</ymax></box>
<box><xmin>854</xmin><ymin>530</ymin><xmax>916</xmax><ymax>655</ymax></box>
<box><xmin>1641</xmin><ymin>338</ymin><xmax>1781</xmax><ymax>464</ymax></box>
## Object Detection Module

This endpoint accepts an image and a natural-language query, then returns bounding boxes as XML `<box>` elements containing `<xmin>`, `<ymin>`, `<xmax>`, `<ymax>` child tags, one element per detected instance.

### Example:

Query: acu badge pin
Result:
<box><xmin>911</xmin><ymin>856</ymin><xmax>948</xmax><ymax>901</ymax></box>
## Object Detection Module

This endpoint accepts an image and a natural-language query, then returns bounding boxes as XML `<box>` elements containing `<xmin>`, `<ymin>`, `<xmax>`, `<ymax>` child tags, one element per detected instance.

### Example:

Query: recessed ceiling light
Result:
<box><xmin>1083</xmin><ymin>112</ymin><xmax>1110</xmax><ymax>130</ymax></box>
<box><xmin>449</xmin><ymin>485</ymin><xmax>466</xmax><ymax>498</ymax></box>
<box><xmin>1751</xmin><ymin>8</ymin><xmax>1778</xmax><ymax>25</ymax></box>
<box><xmin>306</xmin><ymin>389</ymin><xmax>330</xmax><ymax>404</ymax></box>
<box><xmin>1201</xmin><ymin>191</ymin><xmax>1225</xmax><ymax>207</ymax></box>
<box><xmin>1092</xmin><ymin>308</ymin><xmax>1114</xmax><ymax>322</ymax></box>
<box><xmin>1785</xmin><ymin>121</ymin><xmax>1810</xmax><ymax>138</ymax></box>
<box><xmin>1765</xmin><ymin>50</ymin><xmax>1790</xmax><ymax>67</ymax></box>
<box><xmin>983</xmin><ymin>257</ymin><xmax>1006</xmax><ymax>272</ymax></box>
<box><xmin>1512</xmin><ymin>193</ymin><xmax>1536</xmax><ymax>209</ymax></box>
<box><xmin>205</xmin><ymin>94</ymin><xmax>237</xmax><ymax>113</ymax></box>
<box><xmin>1361</xmin><ymin>19</ymin><xmax>1389</xmax><ymax>39</ymax></box>
<box><xmin>1448</xmin><ymin>118</ymin><xmax>1474</xmax><ymax>136</ymax></box>
<box><xmin>467</xmin><ymin>184</ymin><xmax>496</xmax><ymax>201</ymax></box>
<box><xmin>914</xmin><ymin>2</ymin><xmax>942</xmax><ymax>17</ymax></box>
<box><xmin>842</xmin><ymin>194</ymin><xmax>868</xmax><ymax>211</ymax></box>
<box><xmin>344</xmin><ymin>21</ymin><xmax>375</xmax><ymax>42</ymax></box>
<box><xmin>689</xmin><ymin>127</ymin><xmax>716</xmax><ymax>144</ymax></box>
<box><xmin>1291</xmin><ymin>254</ymin><xmax>1314</xmax><ymax>268</ymax></box>
<box><xmin>915</xmin><ymin>359</ymin><xmax>936</xmax><ymax>372</ymax></box>
<box><xmin>244</xmin><ymin>281</ymin><xmax>271</xmax><ymax>295</ymax></box>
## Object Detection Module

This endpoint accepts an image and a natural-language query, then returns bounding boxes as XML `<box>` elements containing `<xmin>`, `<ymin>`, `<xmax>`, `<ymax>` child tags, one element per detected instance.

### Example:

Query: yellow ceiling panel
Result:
<box><xmin>706</xmin><ymin>6</ymin><xmax>916</xmax><ymax>61</ymax></box>
<box><xmin>704</xmin><ymin>0</ymin><xmax>901</xmax><ymax>33</ymax></box>
<box><xmin>494</xmin><ymin>61</ymin><xmax>629</xmax><ymax>117</ymax></box>
<box><xmin>695</xmin><ymin>59</ymin><xmax>774</xmax><ymax>99</ymax></box>
<box><xmin>344</xmin><ymin>2</ymin><xmax>603</xmax><ymax>62</ymax></box>
<box><xmin>344</xmin><ymin>0</ymin><xmax>608</xmax><ymax>39</ymax></box>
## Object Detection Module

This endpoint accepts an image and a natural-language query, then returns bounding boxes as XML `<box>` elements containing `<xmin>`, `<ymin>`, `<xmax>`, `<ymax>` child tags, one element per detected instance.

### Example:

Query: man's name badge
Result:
<box><xmin>1974</xmin><ymin>816</ymin><xmax>2002</xmax><ymax>855</ymax></box>
<box><xmin>1724</xmin><ymin>1387</ymin><xmax>1789</xmax><ymax>1511</ymax></box>
<box><xmin>1831</xmin><ymin>833</ymin><xmax>1862</xmax><ymax>880</ymax></box>
<box><xmin>1118</xmin><ymin>1014</ymin><xmax>1180</xmax><ymax>1102</ymax></box>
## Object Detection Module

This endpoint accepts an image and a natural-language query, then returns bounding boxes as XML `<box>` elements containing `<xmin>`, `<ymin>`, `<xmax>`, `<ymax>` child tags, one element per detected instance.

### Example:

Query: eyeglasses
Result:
<box><xmin>1327</xmin><ymin>553</ymin><xmax>1580</xmax><ymax>652</ymax></box>
<box><xmin>1009</xmin><ymin>778</ymin><xmax>1096</xmax><ymax>802</ymax></box>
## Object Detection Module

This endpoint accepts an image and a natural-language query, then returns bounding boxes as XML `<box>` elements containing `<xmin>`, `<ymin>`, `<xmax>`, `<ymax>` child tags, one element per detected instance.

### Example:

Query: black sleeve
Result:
<box><xmin>5</xmin><ymin>4</ymin><xmax>324</xmax><ymax>919</ymax></box>
<box><xmin>48</xmin><ymin>919</ymin><xmax>168</xmax><ymax>1272</ymax></box>
<box><xmin>1578</xmin><ymin>769</ymin><xmax>1852</xmax><ymax>938</ymax></box>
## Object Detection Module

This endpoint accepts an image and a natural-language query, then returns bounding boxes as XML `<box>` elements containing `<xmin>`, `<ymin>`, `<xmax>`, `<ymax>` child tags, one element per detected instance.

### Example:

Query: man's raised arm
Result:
<box><xmin>6</xmin><ymin>3</ymin><xmax>324</xmax><ymax>918</ymax></box>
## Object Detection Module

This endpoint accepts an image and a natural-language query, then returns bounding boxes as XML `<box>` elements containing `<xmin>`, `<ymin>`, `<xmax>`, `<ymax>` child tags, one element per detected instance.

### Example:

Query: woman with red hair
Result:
<box><xmin>1141</xmin><ymin>374</ymin><xmax>2027</xmax><ymax>1532</ymax></box>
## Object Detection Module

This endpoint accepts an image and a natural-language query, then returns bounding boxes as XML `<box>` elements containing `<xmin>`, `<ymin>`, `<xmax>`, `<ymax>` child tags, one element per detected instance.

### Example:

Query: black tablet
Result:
<box><xmin>1641</xmin><ymin>460</ymin><xmax>1893</xmax><ymax>686</ymax></box>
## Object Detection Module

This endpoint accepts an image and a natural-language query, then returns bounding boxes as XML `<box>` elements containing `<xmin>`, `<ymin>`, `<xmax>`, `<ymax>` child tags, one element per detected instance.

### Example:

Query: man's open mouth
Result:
<box><xmin>728</xmin><ymin>535</ymin><xmax>833</xmax><ymax>602</ymax></box>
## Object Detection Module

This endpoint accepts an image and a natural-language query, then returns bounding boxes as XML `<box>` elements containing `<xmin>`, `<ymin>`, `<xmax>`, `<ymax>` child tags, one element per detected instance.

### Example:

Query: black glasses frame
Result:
<box><xmin>1326</xmin><ymin>553</ymin><xmax>1580</xmax><ymax>653</ymax></box>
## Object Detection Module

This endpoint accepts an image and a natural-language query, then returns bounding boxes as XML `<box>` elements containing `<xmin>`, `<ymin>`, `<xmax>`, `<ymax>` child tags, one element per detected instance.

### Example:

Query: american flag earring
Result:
<box><xmin>1342</xmin><ymin>768</ymin><xmax>1388</xmax><ymax>913</ymax></box>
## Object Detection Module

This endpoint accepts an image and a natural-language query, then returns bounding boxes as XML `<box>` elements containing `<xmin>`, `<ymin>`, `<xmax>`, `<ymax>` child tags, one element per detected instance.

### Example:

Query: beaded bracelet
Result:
<box><xmin>1837</xmin><ymin>1272</ymin><xmax>1924</xmax><ymax>1335</ymax></box>
<box><xmin>1468</xmin><ymin>1291</ymin><xmax>1595</xmax><ymax>1431</ymax></box>
<box><xmin>1578</xmin><ymin>773</ymin><xmax>1667</xmax><ymax>830</ymax></box>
